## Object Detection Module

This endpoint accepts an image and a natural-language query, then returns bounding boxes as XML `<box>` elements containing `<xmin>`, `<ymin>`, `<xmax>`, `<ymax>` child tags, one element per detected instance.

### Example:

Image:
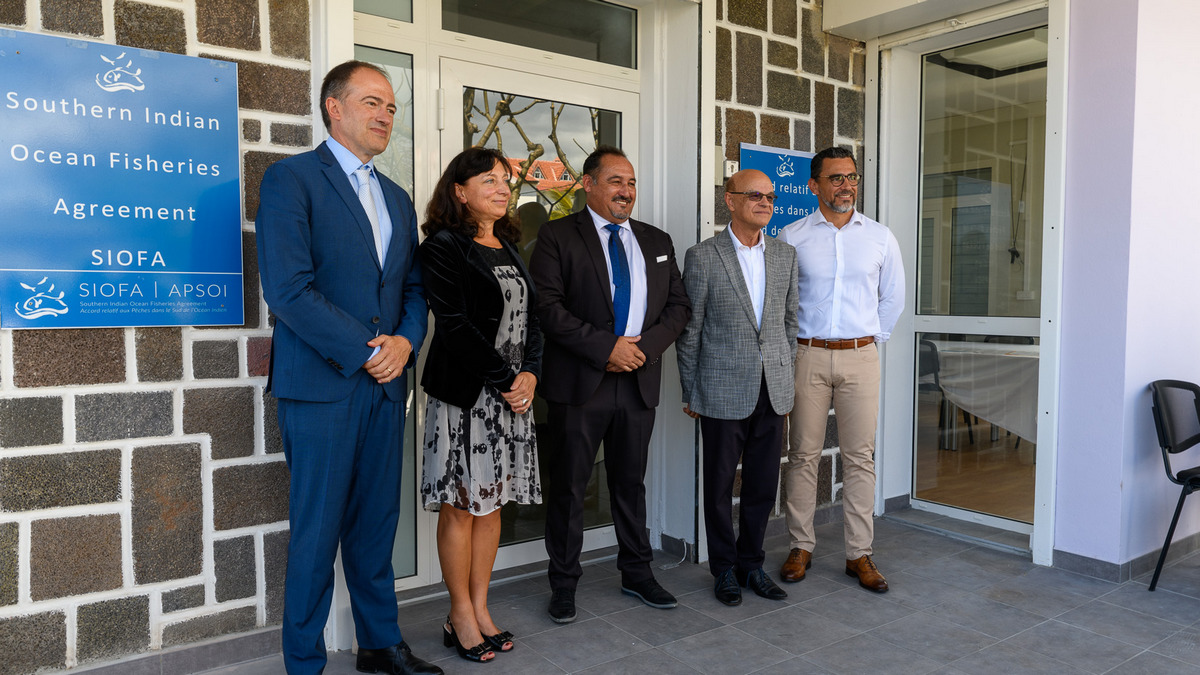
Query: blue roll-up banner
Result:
<box><xmin>738</xmin><ymin>143</ymin><xmax>817</xmax><ymax>238</ymax></box>
<box><xmin>0</xmin><ymin>29</ymin><xmax>242</xmax><ymax>328</ymax></box>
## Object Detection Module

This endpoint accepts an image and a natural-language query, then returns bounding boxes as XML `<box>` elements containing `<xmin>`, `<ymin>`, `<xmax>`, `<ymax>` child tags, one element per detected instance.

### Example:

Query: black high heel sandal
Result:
<box><xmin>443</xmin><ymin>619</ymin><xmax>495</xmax><ymax>663</ymax></box>
<box><xmin>483</xmin><ymin>630</ymin><xmax>514</xmax><ymax>653</ymax></box>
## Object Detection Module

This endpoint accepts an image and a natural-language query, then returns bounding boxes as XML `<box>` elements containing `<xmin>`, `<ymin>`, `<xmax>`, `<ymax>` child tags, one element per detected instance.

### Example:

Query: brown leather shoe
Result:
<box><xmin>845</xmin><ymin>555</ymin><xmax>888</xmax><ymax>593</ymax></box>
<box><xmin>780</xmin><ymin>548</ymin><xmax>812</xmax><ymax>583</ymax></box>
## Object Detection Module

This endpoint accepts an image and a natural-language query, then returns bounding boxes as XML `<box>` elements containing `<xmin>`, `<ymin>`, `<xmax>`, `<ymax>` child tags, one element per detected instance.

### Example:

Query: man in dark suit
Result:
<box><xmin>677</xmin><ymin>169</ymin><xmax>798</xmax><ymax>606</ymax></box>
<box><xmin>256</xmin><ymin>61</ymin><xmax>439</xmax><ymax>675</ymax></box>
<box><xmin>530</xmin><ymin>146</ymin><xmax>691</xmax><ymax>623</ymax></box>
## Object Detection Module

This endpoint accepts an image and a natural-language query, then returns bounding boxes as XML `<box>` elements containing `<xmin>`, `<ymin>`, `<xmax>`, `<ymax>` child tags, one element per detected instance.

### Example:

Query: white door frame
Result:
<box><xmin>437</xmin><ymin>54</ymin><xmax>643</xmax><ymax>570</ymax></box>
<box><xmin>316</xmin><ymin>0</ymin><xmax>701</xmax><ymax>650</ymax></box>
<box><xmin>868</xmin><ymin>0</ymin><xmax>1069</xmax><ymax>566</ymax></box>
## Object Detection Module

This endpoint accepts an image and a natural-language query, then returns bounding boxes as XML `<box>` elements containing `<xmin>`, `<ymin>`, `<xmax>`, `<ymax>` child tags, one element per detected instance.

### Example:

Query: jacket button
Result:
<box><xmin>380</xmin><ymin>281</ymin><xmax>386</xmax><ymax>288</ymax></box>
<box><xmin>371</xmin><ymin>316</ymin><xmax>380</xmax><ymax>324</ymax></box>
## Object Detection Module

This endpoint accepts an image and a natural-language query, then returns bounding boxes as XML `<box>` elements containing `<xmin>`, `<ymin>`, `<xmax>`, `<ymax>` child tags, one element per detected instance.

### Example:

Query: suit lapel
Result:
<box><xmin>379</xmin><ymin>178</ymin><xmax>408</xmax><ymax>276</ymax></box>
<box><xmin>576</xmin><ymin>211</ymin><xmax>614</xmax><ymax>314</ymax></box>
<box><xmin>318</xmin><ymin>142</ymin><xmax>383</xmax><ymax>272</ymax></box>
<box><xmin>715</xmin><ymin>228</ymin><xmax>759</xmax><ymax>331</ymax></box>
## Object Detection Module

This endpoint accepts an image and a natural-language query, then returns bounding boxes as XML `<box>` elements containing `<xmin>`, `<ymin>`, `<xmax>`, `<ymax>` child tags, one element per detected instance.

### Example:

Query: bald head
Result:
<box><xmin>724</xmin><ymin>169</ymin><xmax>770</xmax><ymax>194</ymax></box>
<box><xmin>724</xmin><ymin>169</ymin><xmax>775</xmax><ymax>233</ymax></box>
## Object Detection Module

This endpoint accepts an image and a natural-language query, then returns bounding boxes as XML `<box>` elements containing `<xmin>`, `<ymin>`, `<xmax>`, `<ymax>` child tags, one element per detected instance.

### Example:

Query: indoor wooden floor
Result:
<box><xmin>913</xmin><ymin>393</ymin><xmax>1036</xmax><ymax>523</ymax></box>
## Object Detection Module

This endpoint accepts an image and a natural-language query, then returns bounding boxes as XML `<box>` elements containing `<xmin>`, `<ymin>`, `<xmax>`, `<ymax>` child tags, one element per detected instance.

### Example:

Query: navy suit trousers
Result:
<box><xmin>277</xmin><ymin>375</ymin><xmax>404</xmax><ymax>674</ymax></box>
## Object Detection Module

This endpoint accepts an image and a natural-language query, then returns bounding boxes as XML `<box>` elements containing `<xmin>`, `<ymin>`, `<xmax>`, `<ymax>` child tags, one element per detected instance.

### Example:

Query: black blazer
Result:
<box><xmin>419</xmin><ymin>228</ymin><xmax>543</xmax><ymax>409</ymax></box>
<box><xmin>529</xmin><ymin>210</ymin><xmax>691</xmax><ymax>408</ymax></box>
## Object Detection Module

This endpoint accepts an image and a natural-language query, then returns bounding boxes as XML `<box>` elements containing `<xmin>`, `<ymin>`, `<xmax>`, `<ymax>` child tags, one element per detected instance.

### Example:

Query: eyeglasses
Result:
<box><xmin>727</xmin><ymin>191</ymin><xmax>778</xmax><ymax>204</ymax></box>
<box><xmin>819</xmin><ymin>173</ymin><xmax>861</xmax><ymax>187</ymax></box>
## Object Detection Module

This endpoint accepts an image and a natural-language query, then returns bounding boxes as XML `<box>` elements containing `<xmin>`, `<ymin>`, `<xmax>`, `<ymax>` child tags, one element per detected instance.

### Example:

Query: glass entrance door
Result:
<box><xmin>911</xmin><ymin>28</ymin><xmax>1048</xmax><ymax>527</ymax></box>
<box><xmin>439</xmin><ymin>58</ymin><xmax>639</xmax><ymax>567</ymax></box>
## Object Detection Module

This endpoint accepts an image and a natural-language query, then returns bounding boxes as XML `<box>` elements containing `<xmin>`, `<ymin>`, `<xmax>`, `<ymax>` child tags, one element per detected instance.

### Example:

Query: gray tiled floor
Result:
<box><xmin>199</xmin><ymin>518</ymin><xmax>1200</xmax><ymax>674</ymax></box>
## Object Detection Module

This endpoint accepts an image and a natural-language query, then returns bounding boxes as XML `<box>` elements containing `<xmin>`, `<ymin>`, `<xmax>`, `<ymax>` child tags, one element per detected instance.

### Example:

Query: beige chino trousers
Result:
<box><xmin>784</xmin><ymin>342</ymin><xmax>881</xmax><ymax>559</ymax></box>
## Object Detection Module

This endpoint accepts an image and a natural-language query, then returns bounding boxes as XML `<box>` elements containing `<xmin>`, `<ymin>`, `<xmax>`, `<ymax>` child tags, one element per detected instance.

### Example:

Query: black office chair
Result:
<box><xmin>1147</xmin><ymin>379</ymin><xmax>1200</xmax><ymax>591</ymax></box>
<box><xmin>918</xmin><ymin>339</ymin><xmax>973</xmax><ymax>449</ymax></box>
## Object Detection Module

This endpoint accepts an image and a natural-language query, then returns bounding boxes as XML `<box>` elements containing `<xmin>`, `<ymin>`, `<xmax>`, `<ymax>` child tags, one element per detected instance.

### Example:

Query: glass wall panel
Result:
<box><xmin>356</xmin><ymin>0</ymin><xmax>413</xmax><ymax>22</ymax></box>
<box><xmin>917</xmin><ymin>28</ymin><xmax>1047</xmax><ymax>318</ymax></box>
<box><xmin>444</xmin><ymin>0</ymin><xmax>636</xmax><ymax>69</ymax></box>
<box><xmin>460</xmin><ymin>86</ymin><xmax>621</xmax><ymax>546</ymax></box>
<box><xmin>914</xmin><ymin>333</ymin><xmax>1038</xmax><ymax>523</ymax></box>
<box><xmin>356</xmin><ymin>44</ymin><xmax>418</xmax><ymax>579</ymax></box>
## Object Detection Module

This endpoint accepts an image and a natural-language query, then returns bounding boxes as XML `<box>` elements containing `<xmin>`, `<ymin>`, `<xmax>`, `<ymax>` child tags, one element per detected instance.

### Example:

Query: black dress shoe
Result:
<box><xmin>737</xmin><ymin>568</ymin><xmax>787</xmax><ymax>600</ymax></box>
<box><xmin>621</xmin><ymin>576</ymin><xmax>677</xmax><ymax>609</ymax></box>
<box><xmin>713</xmin><ymin>568</ymin><xmax>742</xmax><ymax>606</ymax></box>
<box><xmin>356</xmin><ymin>642</ymin><xmax>444</xmax><ymax>675</ymax></box>
<box><xmin>548</xmin><ymin>587</ymin><xmax>577</xmax><ymax>623</ymax></box>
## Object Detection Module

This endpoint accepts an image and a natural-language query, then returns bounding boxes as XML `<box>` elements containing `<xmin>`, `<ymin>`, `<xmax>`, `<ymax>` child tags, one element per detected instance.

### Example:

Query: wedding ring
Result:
<box><xmin>386</xmin><ymin>367</ymin><xmax>393</xmax><ymax>373</ymax></box>
<box><xmin>521</xmin><ymin>398</ymin><xmax>528</xmax><ymax>404</ymax></box>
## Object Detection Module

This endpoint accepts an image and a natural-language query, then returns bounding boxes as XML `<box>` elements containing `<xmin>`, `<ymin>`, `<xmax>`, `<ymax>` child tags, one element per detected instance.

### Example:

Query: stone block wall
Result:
<box><xmin>0</xmin><ymin>0</ymin><xmax>310</xmax><ymax>670</ymax></box>
<box><xmin>716</xmin><ymin>0</ymin><xmax>866</xmax><ymax>524</ymax></box>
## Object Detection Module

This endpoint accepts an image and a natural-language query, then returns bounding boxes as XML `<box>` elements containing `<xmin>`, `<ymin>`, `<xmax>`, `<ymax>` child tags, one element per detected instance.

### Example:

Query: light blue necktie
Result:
<box><xmin>354</xmin><ymin>165</ymin><xmax>385</xmax><ymax>265</ymax></box>
<box><xmin>605</xmin><ymin>224</ymin><xmax>630</xmax><ymax>336</ymax></box>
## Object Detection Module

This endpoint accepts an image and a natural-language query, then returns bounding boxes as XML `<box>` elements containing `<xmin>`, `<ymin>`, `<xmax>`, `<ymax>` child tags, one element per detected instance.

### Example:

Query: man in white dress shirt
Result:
<box><xmin>777</xmin><ymin>147</ymin><xmax>904</xmax><ymax>593</ymax></box>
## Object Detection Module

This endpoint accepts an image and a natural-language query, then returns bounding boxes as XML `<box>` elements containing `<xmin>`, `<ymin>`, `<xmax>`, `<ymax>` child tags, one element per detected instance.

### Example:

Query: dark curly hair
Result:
<box><xmin>423</xmin><ymin>147</ymin><xmax>521</xmax><ymax>243</ymax></box>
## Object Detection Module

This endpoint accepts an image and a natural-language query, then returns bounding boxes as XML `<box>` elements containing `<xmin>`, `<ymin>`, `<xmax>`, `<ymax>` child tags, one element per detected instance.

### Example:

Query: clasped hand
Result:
<box><xmin>500</xmin><ymin>372</ymin><xmax>537</xmax><ymax>414</ymax></box>
<box><xmin>364</xmin><ymin>334</ymin><xmax>413</xmax><ymax>384</ymax></box>
<box><xmin>606</xmin><ymin>335</ymin><xmax>645</xmax><ymax>372</ymax></box>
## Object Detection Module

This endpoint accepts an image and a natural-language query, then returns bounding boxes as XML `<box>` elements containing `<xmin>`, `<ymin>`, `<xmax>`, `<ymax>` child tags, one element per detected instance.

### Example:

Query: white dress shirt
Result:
<box><xmin>728</xmin><ymin>224</ymin><xmax>766</xmax><ymax>329</ymax></box>
<box><xmin>777</xmin><ymin>208</ymin><xmax>904</xmax><ymax>342</ymax></box>
<box><xmin>326</xmin><ymin>136</ymin><xmax>392</xmax><ymax>263</ymax></box>
<box><xmin>587</xmin><ymin>206</ymin><xmax>648</xmax><ymax>336</ymax></box>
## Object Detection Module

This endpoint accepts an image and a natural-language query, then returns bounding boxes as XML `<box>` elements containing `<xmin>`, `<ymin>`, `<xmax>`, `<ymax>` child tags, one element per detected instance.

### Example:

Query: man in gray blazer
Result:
<box><xmin>678</xmin><ymin>169</ymin><xmax>799</xmax><ymax>606</ymax></box>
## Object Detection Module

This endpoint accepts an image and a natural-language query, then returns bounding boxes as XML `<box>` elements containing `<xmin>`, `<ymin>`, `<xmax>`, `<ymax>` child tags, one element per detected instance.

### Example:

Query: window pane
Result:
<box><xmin>459</xmin><ymin>85</ymin><xmax>622</xmax><ymax>545</ymax></box>
<box><xmin>443</xmin><ymin>0</ymin><xmax>636</xmax><ymax>69</ymax></box>
<box><xmin>355</xmin><ymin>44</ymin><xmax>416</xmax><ymax>578</ymax></box>
<box><xmin>355</xmin><ymin>0</ymin><xmax>412</xmax><ymax>22</ymax></box>
<box><xmin>917</xmin><ymin>28</ymin><xmax>1047</xmax><ymax>317</ymax></box>
<box><xmin>914</xmin><ymin>333</ymin><xmax>1038</xmax><ymax>523</ymax></box>
<box><xmin>355</xmin><ymin>46</ymin><xmax>415</xmax><ymax>197</ymax></box>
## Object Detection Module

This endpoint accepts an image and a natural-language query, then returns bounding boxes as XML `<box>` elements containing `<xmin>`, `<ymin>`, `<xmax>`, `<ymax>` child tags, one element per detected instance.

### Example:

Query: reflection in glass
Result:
<box><xmin>913</xmin><ymin>333</ymin><xmax>1038</xmax><ymax>523</ymax></box>
<box><xmin>461</xmin><ymin>86</ymin><xmax>621</xmax><ymax>546</ymax></box>
<box><xmin>356</xmin><ymin>46</ymin><xmax>415</xmax><ymax>198</ymax></box>
<box><xmin>443</xmin><ymin>0</ymin><xmax>637</xmax><ymax>69</ymax></box>
<box><xmin>918</xmin><ymin>28</ymin><xmax>1047</xmax><ymax>318</ymax></box>
<box><xmin>356</xmin><ymin>45</ymin><xmax>417</xmax><ymax>579</ymax></box>
<box><xmin>355</xmin><ymin>0</ymin><xmax>412</xmax><ymax>22</ymax></box>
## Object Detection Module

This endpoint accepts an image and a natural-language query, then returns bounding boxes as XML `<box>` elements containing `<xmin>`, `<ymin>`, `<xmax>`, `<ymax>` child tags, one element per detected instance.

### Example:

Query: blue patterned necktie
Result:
<box><xmin>605</xmin><ymin>224</ymin><xmax>630</xmax><ymax>336</ymax></box>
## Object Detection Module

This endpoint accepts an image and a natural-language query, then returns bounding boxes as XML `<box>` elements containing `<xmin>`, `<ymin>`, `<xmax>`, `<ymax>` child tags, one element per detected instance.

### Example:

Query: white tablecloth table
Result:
<box><xmin>926</xmin><ymin>339</ymin><xmax>1039</xmax><ymax>445</ymax></box>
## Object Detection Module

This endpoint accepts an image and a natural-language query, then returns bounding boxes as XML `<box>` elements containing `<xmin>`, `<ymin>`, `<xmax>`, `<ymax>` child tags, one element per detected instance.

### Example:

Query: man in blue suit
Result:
<box><xmin>256</xmin><ymin>61</ymin><xmax>438</xmax><ymax>675</ymax></box>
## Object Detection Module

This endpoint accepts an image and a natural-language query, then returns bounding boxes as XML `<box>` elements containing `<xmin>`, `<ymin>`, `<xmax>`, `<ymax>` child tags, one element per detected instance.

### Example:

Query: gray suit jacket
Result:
<box><xmin>677</xmin><ymin>227</ymin><xmax>799</xmax><ymax>420</ymax></box>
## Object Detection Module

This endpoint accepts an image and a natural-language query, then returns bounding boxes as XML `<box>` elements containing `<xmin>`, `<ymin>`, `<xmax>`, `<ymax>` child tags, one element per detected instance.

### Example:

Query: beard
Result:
<box><xmin>823</xmin><ymin>196</ymin><xmax>854</xmax><ymax>214</ymax></box>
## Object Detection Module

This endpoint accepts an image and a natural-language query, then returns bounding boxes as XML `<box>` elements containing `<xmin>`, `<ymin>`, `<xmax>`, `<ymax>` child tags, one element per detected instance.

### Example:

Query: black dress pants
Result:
<box><xmin>544</xmin><ymin>371</ymin><xmax>656</xmax><ymax>591</ymax></box>
<box><xmin>700</xmin><ymin>376</ymin><xmax>784</xmax><ymax>577</ymax></box>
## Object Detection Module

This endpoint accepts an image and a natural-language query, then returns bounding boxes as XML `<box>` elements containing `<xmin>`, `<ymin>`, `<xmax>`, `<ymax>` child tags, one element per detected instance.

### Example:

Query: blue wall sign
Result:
<box><xmin>0</xmin><ymin>30</ymin><xmax>242</xmax><ymax>328</ymax></box>
<box><xmin>739</xmin><ymin>143</ymin><xmax>817</xmax><ymax>238</ymax></box>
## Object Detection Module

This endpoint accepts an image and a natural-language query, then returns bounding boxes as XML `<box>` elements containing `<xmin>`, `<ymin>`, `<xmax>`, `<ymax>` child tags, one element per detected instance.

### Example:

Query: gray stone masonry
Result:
<box><xmin>0</xmin><ymin>448</ymin><xmax>120</xmax><ymax>510</ymax></box>
<box><xmin>76</xmin><ymin>595</ymin><xmax>151</xmax><ymax>664</ymax></box>
<box><xmin>193</xmin><ymin>340</ymin><xmax>240</xmax><ymax>379</ymax></box>
<box><xmin>215</xmin><ymin>535</ymin><xmax>257</xmax><ymax>601</ymax></box>
<box><xmin>197</xmin><ymin>0</ymin><xmax>261</xmax><ymax>50</ymax></box>
<box><xmin>76</xmin><ymin>391</ymin><xmax>173</xmax><ymax>442</ymax></box>
<box><xmin>132</xmin><ymin>443</ymin><xmax>204</xmax><ymax>584</ymax></box>
<box><xmin>184</xmin><ymin>387</ymin><xmax>255</xmax><ymax>458</ymax></box>
<box><xmin>0</xmin><ymin>611</ymin><xmax>65</xmax><ymax>674</ymax></box>
<box><xmin>30</xmin><ymin>514</ymin><xmax>122</xmax><ymax>600</ymax></box>
<box><xmin>0</xmin><ymin>396</ymin><xmax>62</xmax><ymax>447</ymax></box>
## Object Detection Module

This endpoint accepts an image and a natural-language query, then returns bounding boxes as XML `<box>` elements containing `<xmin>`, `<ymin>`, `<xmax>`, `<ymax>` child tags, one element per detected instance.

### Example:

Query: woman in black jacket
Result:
<box><xmin>419</xmin><ymin>147</ymin><xmax>542</xmax><ymax>664</ymax></box>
